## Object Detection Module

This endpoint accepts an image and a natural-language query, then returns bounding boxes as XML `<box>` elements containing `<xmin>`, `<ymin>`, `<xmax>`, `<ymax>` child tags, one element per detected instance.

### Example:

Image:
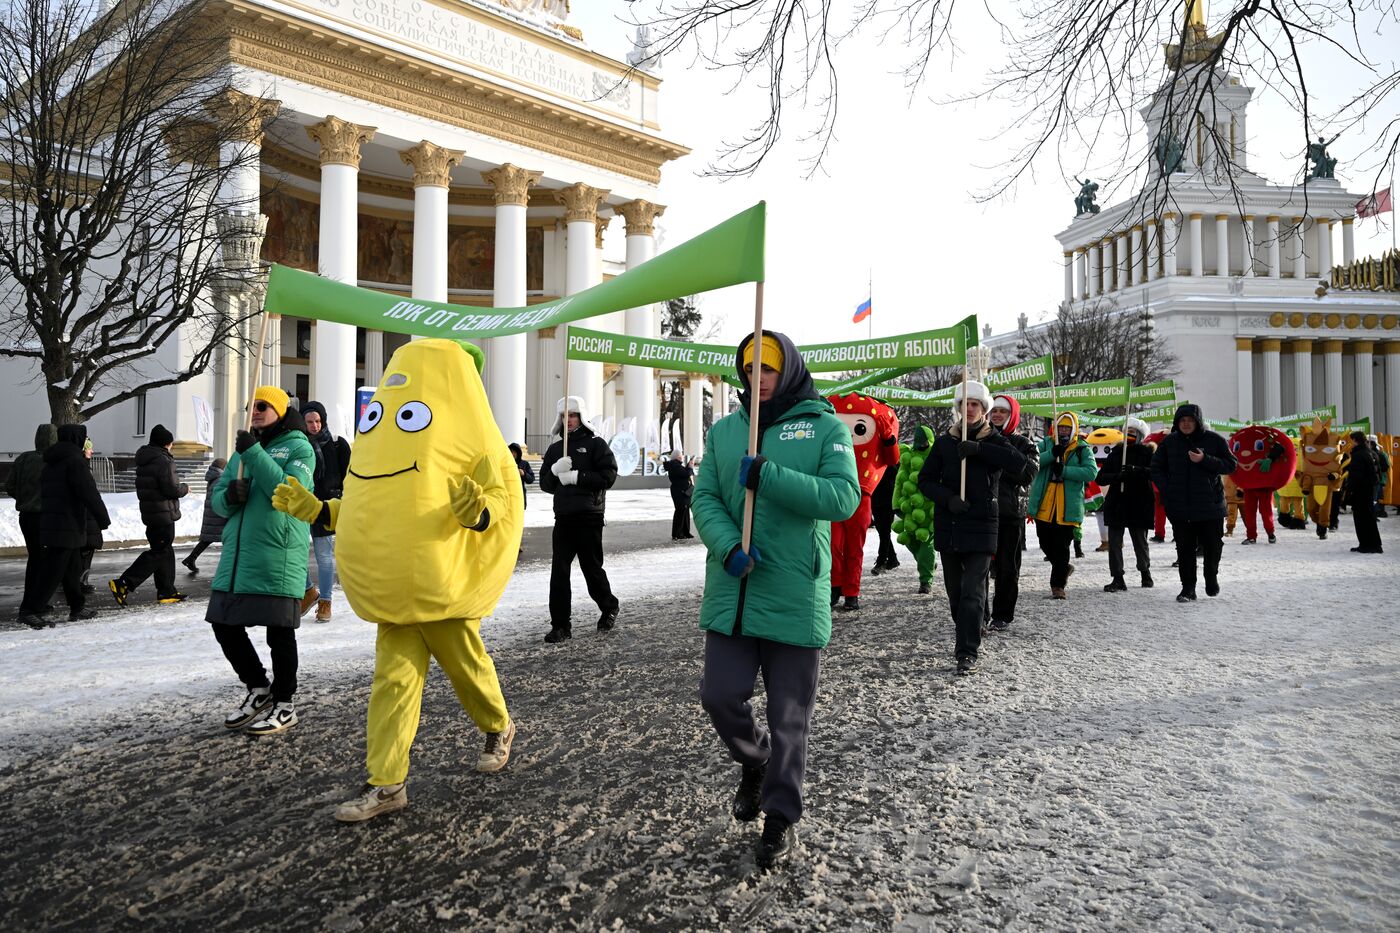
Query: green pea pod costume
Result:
<box><xmin>890</xmin><ymin>425</ymin><xmax>937</xmax><ymax>583</ymax></box>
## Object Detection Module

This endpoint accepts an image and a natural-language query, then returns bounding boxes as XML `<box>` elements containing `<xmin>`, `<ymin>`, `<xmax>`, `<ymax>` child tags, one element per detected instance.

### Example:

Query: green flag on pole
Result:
<box><xmin>263</xmin><ymin>203</ymin><xmax>767</xmax><ymax>340</ymax></box>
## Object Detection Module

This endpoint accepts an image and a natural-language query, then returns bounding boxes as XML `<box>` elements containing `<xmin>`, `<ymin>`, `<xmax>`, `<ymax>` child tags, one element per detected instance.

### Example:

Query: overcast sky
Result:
<box><xmin>569</xmin><ymin>3</ymin><xmax>1398</xmax><ymax>348</ymax></box>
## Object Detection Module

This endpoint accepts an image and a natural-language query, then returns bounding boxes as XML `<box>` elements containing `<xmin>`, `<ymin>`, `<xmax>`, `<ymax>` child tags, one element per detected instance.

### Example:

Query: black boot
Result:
<box><xmin>1103</xmin><ymin>577</ymin><xmax>1127</xmax><ymax>592</ymax></box>
<box><xmin>1141</xmin><ymin>571</ymin><xmax>1153</xmax><ymax>588</ymax></box>
<box><xmin>841</xmin><ymin>596</ymin><xmax>860</xmax><ymax>612</ymax></box>
<box><xmin>597</xmin><ymin>608</ymin><xmax>618</xmax><ymax>632</ymax></box>
<box><xmin>755</xmin><ymin>813</ymin><xmax>796</xmax><ymax>869</ymax></box>
<box><xmin>732</xmin><ymin>763</ymin><xmax>765</xmax><ymax>822</ymax></box>
<box><xmin>830</xmin><ymin>587</ymin><xmax>841</xmax><ymax>609</ymax></box>
<box><xmin>1176</xmin><ymin>589</ymin><xmax>1197</xmax><ymax>602</ymax></box>
<box><xmin>543</xmin><ymin>626</ymin><xmax>572</xmax><ymax>644</ymax></box>
<box><xmin>1205</xmin><ymin>577</ymin><xmax>1220</xmax><ymax>597</ymax></box>
<box><xmin>1073</xmin><ymin>540</ymin><xmax>1084</xmax><ymax>558</ymax></box>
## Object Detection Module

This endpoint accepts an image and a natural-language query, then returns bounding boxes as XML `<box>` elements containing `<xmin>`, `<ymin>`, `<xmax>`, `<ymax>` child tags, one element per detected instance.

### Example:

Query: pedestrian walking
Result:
<box><xmin>663</xmin><ymin>449</ymin><xmax>695</xmax><ymax>539</ymax></box>
<box><xmin>539</xmin><ymin>395</ymin><xmax>619</xmax><ymax>643</ymax></box>
<box><xmin>7</xmin><ymin>424</ymin><xmax>57</xmax><ymax>620</ymax></box>
<box><xmin>300</xmin><ymin>400</ymin><xmax>351</xmax><ymax>622</ymax></box>
<box><xmin>1149</xmin><ymin>403</ymin><xmax>1237</xmax><ymax>602</ymax></box>
<box><xmin>693</xmin><ymin>331</ymin><xmax>860</xmax><ymax>869</ymax></box>
<box><xmin>870</xmin><ymin>463</ymin><xmax>900</xmax><ymax>576</ymax></box>
<box><xmin>182</xmin><ymin>458</ymin><xmax>228</xmax><ymax>575</ymax></box>
<box><xmin>1347</xmin><ymin>432</ymin><xmax>1384</xmax><ymax>554</ymax></box>
<box><xmin>1370</xmin><ymin>436</ymin><xmax>1390</xmax><ymax>519</ymax></box>
<box><xmin>109</xmin><ymin>424</ymin><xmax>189</xmax><ymax>607</ymax></box>
<box><xmin>986</xmin><ymin>394</ymin><xmax>1039</xmax><ymax>630</ymax></box>
<box><xmin>1027</xmin><ymin>413</ymin><xmax>1098</xmax><ymax>599</ymax></box>
<box><xmin>207</xmin><ymin>386</ymin><xmax>315</xmax><ymax>735</ymax></box>
<box><xmin>1098</xmin><ymin>417</ymin><xmax>1156</xmax><ymax>592</ymax></box>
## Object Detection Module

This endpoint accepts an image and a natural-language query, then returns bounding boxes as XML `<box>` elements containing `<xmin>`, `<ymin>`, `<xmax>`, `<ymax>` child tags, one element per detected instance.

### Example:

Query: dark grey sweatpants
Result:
<box><xmin>699</xmin><ymin>630</ymin><xmax>821</xmax><ymax>825</ymax></box>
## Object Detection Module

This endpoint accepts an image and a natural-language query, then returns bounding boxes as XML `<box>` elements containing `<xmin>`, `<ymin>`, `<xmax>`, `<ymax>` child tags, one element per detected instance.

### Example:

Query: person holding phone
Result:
<box><xmin>1150</xmin><ymin>404</ymin><xmax>1237</xmax><ymax>602</ymax></box>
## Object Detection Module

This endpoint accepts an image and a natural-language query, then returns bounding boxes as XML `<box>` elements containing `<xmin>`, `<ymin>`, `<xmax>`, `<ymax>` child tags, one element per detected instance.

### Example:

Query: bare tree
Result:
<box><xmin>0</xmin><ymin>0</ymin><xmax>277</xmax><ymax>424</ymax></box>
<box><xmin>1014</xmin><ymin>300</ymin><xmax>1180</xmax><ymax>389</ymax></box>
<box><xmin>625</xmin><ymin>0</ymin><xmax>1399</xmax><ymax>199</ymax></box>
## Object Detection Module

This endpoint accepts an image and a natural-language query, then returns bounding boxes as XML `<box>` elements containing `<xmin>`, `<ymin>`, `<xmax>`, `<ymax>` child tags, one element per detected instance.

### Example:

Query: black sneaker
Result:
<box><xmin>158</xmin><ymin>592</ymin><xmax>188</xmax><ymax>605</ymax></box>
<box><xmin>17</xmin><ymin>612</ymin><xmax>48</xmax><ymax>630</ymax></box>
<box><xmin>68</xmin><ymin>607</ymin><xmax>97</xmax><ymax>622</ymax></box>
<box><xmin>1205</xmin><ymin>578</ymin><xmax>1220</xmax><ymax>597</ymax></box>
<box><xmin>108</xmin><ymin>579</ymin><xmax>130</xmax><ymax>607</ymax></box>
<box><xmin>956</xmin><ymin>656</ymin><xmax>978</xmax><ymax>675</ymax></box>
<box><xmin>840</xmin><ymin>596</ymin><xmax>860</xmax><ymax>612</ymax></box>
<box><xmin>989</xmin><ymin>619</ymin><xmax>1010</xmax><ymax>632</ymax></box>
<box><xmin>1104</xmin><ymin>577</ymin><xmax>1127</xmax><ymax>592</ymax></box>
<box><xmin>181</xmin><ymin>557</ymin><xmax>199</xmax><ymax>575</ymax></box>
<box><xmin>870</xmin><ymin>564</ymin><xmax>884</xmax><ymax>577</ymax></box>
<box><xmin>1176</xmin><ymin>589</ymin><xmax>1197</xmax><ymax>603</ymax></box>
<box><xmin>1267</xmin><ymin>534</ymin><xmax>1277</xmax><ymax>544</ymax></box>
<box><xmin>885</xmin><ymin>559</ymin><xmax>900</xmax><ymax>571</ymax></box>
<box><xmin>597</xmin><ymin>609</ymin><xmax>618</xmax><ymax>632</ymax></box>
<box><xmin>917</xmin><ymin>582</ymin><xmax>932</xmax><ymax>595</ymax></box>
<box><xmin>1241</xmin><ymin>537</ymin><xmax>1256</xmax><ymax>545</ymax></box>
<box><xmin>543</xmin><ymin>626</ymin><xmax>572</xmax><ymax>644</ymax></box>
<box><xmin>755</xmin><ymin>813</ymin><xmax>796</xmax><ymax>869</ymax></box>
<box><xmin>732</xmin><ymin>762</ymin><xmax>766</xmax><ymax>822</ymax></box>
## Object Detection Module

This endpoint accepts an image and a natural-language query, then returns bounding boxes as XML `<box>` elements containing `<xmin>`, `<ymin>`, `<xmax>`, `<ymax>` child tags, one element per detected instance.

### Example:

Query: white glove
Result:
<box><xmin>551</xmin><ymin>456</ymin><xmax>573</xmax><ymax>476</ymax></box>
<box><xmin>558</xmin><ymin>470</ymin><xmax>579</xmax><ymax>486</ymax></box>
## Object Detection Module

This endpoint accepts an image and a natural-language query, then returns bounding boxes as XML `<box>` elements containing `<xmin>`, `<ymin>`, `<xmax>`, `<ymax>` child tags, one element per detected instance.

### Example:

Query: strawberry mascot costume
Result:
<box><xmin>827</xmin><ymin>393</ymin><xmax>900</xmax><ymax>611</ymax></box>
<box><xmin>1227</xmin><ymin>424</ymin><xmax>1297</xmax><ymax>544</ymax></box>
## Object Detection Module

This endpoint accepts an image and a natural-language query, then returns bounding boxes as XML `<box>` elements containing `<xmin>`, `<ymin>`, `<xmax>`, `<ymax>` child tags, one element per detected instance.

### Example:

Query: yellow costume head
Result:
<box><xmin>336</xmin><ymin>339</ymin><xmax>524</xmax><ymax>624</ymax></box>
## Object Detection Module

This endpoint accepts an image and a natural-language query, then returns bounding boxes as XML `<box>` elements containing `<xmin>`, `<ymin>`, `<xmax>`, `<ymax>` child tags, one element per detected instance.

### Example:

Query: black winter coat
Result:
<box><xmin>40</xmin><ymin>427</ymin><xmax>111</xmax><ymax>549</ymax></box>
<box><xmin>199</xmin><ymin>462</ymin><xmax>228</xmax><ymax>543</ymax></box>
<box><xmin>307</xmin><ymin>433</ymin><xmax>350</xmax><ymax>538</ymax></box>
<box><xmin>6</xmin><ymin>424</ymin><xmax>57</xmax><ymax>513</ymax></box>
<box><xmin>1347</xmin><ymin>445</ymin><xmax>1378</xmax><ymax>504</ymax></box>
<box><xmin>870</xmin><ymin>464</ymin><xmax>897</xmax><ymax>522</ymax></box>
<box><xmin>918</xmin><ymin>424</ymin><xmax>1026</xmax><ymax>554</ymax></box>
<box><xmin>996</xmin><ymin>430</ymin><xmax>1040</xmax><ymax>518</ymax></box>
<box><xmin>134</xmin><ymin>444</ymin><xmax>188</xmax><ymax>527</ymax></box>
<box><xmin>513</xmin><ymin>455</ymin><xmax>536</xmax><ymax>507</ymax></box>
<box><xmin>663</xmin><ymin>458</ymin><xmax>694</xmax><ymax>496</ymax></box>
<box><xmin>539</xmin><ymin>426</ymin><xmax>618</xmax><ymax>521</ymax></box>
<box><xmin>1150</xmin><ymin>429</ymin><xmax>1237</xmax><ymax>522</ymax></box>
<box><xmin>1098</xmin><ymin>442</ymin><xmax>1156</xmax><ymax>529</ymax></box>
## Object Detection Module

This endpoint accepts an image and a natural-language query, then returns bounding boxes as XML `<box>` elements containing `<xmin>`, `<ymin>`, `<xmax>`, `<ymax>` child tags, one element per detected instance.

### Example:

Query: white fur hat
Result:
<box><xmin>552</xmin><ymin>395</ymin><xmax>594</xmax><ymax>436</ymax></box>
<box><xmin>951</xmin><ymin>379</ymin><xmax>993</xmax><ymax>416</ymax></box>
<box><xmin>1125</xmin><ymin>417</ymin><xmax>1149</xmax><ymax>439</ymax></box>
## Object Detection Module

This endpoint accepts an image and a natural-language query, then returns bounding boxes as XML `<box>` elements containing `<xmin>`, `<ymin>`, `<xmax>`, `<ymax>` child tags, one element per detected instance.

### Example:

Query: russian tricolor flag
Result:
<box><xmin>853</xmin><ymin>296</ymin><xmax>872</xmax><ymax>324</ymax></box>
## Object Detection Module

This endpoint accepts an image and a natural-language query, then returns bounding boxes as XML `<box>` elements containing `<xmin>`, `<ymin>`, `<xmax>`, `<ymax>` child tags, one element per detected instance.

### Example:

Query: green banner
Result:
<box><xmin>1013</xmin><ymin>378</ymin><xmax>1133</xmax><ymax>408</ymax></box>
<box><xmin>853</xmin><ymin>355</ymin><xmax>1057</xmax><ymax>407</ymax></box>
<box><xmin>1257</xmin><ymin>406</ymin><xmax>1336</xmax><ymax>428</ymax></box>
<box><xmin>263</xmin><ymin>202</ymin><xmax>766</xmax><ymax>340</ymax></box>
<box><xmin>815</xmin><ymin>368</ymin><xmax>917</xmax><ymax>395</ymax></box>
<box><xmin>1129</xmin><ymin>380</ymin><xmax>1177</xmax><ymax>405</ymax></box>
<box><xmin>796</xmin><ymin>316</ymin><xmax>978</xmax><ymax>372</ymax></box>
<box><xmin>1133</xmin><ymin>400</ymin><xmax>1185</xmax><ymax>422</ymax></box>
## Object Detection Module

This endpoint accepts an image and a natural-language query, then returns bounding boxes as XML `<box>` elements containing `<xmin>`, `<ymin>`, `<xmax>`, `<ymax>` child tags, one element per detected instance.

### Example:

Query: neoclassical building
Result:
<box><xmin>1</xmin><ymin>0</ymin><xmax>687</xmax><ymax>459</ymax></box>
<box><xmin>987</xmin><ymin>14</ymin><xmax>1400</xmax><ymax>433</ymax></box>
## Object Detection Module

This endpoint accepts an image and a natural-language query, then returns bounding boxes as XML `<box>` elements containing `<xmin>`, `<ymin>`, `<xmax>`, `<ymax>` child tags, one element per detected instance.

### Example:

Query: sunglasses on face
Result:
<box><xmin>251</xmin><ymin>401</ymin><xmax>273</xmax><ymax>413</ymax></box>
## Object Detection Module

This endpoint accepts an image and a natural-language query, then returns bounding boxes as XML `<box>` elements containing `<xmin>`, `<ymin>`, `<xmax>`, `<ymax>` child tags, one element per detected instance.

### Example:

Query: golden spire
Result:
<box><xmin>1164</xmin><ymin>0</ymin><xmax>1223</xmax><ymax>70</ymax></box>
<box><xmin>1185</xmin><ymin>0</ymin><xmax>1206</xmax><ymax>31</ymax></box>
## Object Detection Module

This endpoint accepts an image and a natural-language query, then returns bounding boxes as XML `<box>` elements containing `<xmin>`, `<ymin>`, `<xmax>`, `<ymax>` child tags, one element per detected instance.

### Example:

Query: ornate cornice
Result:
<box><xmin>221</xmin><ymin>3</ymin><xmax>688</xmax><ymax>184</ymax></box>
<box><xmin>400</xmin><ymin>140</ymin><xmax>464</xmax><ymax>188</ymax></box>
<box><xmin>617</xmin><ymin>199</ymin><xmax>665</xmax><ymax>236</ymax></box>
<box><xmin>204</xmin><ymin>89</ymin><xmax>281</xmax><ymax>145</ymax></box>
<box><xmin>594</xmin><ymin>213</ymin><xmax>611</xmax><ymax>248</ymax></box>
<box><xmin>481</xmin><ymin>163</ymin><xmax>543</xmax><ymax>206</ymax></box>
<box><xmin>306</xmin><ymin>116</ymin><xmax>377</xmax><ymax>168</ymax></box>
<box><xmin>555</xmin><ymin>182</ymin><xmax>609</xmax><ymax>223</ymax></box>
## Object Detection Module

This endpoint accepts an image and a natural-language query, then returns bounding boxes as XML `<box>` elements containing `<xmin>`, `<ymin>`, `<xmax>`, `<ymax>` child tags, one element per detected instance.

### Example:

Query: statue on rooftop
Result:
<box><xmin>1155</xmin><ymin>132</ymin><xmax>1185</xmax><ymax>175</ymax></box>
<box><xmin>1074</xmin><ymin>177</ymin><xmax>1101</xmax><ymax>216</ymax></box>
<box><xmin>1306</xmin><ymin>134</ymin><xmax>1339</xmax><ymax>180</ymax></box>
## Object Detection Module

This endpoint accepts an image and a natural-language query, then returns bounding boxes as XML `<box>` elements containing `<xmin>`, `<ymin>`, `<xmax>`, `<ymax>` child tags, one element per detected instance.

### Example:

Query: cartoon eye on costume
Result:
<box><xmin>396</xmin><ymin>401</ymin><xmax>432</xmax><ymax>432</ymax></box>
<box><xmin>358</xmin><ymin>401</ymin><xmax>383</xmax><ymax>434</ymax></box>
<box><xmin>1231</xmin><ymin>441</ymin><xmax>1240</xmax><ymax>452</ymax></box>
<box><xmin>1322</xmin><ymin>445</ymin><xmax>1336</xmax><ymax>455</ymax></box>
<box><xmin>1253</xmin><ymin>440</ymin><xmax>1265</xmax><ymax>451</ymax></box>
<box><xmin>853</xmin><ymin>421</ymin><xmax>870</xmax><ymax>437</ymax></box>
<box><xmin>1305</xmin><ymin>445</ymin><xmax>1316</xmax><ymax>453</ymax></box>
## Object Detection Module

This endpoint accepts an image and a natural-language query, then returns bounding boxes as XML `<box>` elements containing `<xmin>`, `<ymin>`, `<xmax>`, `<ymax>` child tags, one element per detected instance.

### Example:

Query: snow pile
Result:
<box><xmin>0</xmin><ymin>491</ymin><xmax>205</xmax><ymax>548</ymax></box>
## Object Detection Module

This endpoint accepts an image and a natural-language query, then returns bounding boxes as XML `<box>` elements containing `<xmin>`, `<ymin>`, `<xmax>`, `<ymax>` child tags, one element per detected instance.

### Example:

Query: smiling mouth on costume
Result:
<box><xmin>349</xmin><ymin>462</ymin><xmax>420</xmax><ymax>480</ymax></box>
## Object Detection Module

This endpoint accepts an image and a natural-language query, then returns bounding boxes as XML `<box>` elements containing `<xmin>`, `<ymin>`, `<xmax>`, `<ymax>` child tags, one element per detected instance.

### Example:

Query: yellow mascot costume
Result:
<box><xmin>273</xmin><ymin>339</ymin><xmax>524</xmax><ymax>822</ymax></box>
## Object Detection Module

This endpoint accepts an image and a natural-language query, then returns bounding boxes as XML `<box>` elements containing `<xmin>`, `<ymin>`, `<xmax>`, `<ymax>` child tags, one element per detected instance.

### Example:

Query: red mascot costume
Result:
<box><xmin>1227</xmin><ymin>424</ymin><xmax>1298</xmax><ymax>544</ymax></box>
<box><xmin>828</xmin><ymin>393</ymin><xmax>899</xmax><ymax>611</ymax></box>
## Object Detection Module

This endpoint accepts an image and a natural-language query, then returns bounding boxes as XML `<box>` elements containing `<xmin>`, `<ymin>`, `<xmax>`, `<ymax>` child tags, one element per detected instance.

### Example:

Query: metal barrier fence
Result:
<box><xmin>90</xmin><ymin>455</ymin><xmax>116</xmax><ymax>493</ymax></box>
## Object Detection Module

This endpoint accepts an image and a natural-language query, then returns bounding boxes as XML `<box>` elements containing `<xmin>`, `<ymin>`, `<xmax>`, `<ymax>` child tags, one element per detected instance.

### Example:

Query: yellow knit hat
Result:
<box><xmin>253</xmin><ymin>385</ymin><xmax>289</xmax><ymax>417</ymax></box>
<box><xmin>742</xmin><ymin>335</ymin><xmax>784</xmax><ymax>374</ymax></box>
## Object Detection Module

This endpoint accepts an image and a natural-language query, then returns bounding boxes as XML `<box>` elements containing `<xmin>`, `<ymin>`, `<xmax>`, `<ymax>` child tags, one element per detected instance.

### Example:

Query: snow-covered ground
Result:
<box><xmin>1</xmin><ymin>519</ymin><xmax>1396</xmax><ymax>930</ymax></box>
<box><xmin>0</xmin><ymin>486</ymin><xmax>674</xmax><ymax>547</ymax></box>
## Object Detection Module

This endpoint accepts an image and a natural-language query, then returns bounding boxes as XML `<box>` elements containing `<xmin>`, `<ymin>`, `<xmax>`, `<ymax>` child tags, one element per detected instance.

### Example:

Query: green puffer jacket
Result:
<box><xmin>1026</xmin><ymin>435</ymin><xmax>1099</xmax><ymax>526</ymax></box>
<box><xmin>211</xmin><ymin>421</ymin><xmax>315</xmax><ymax>597</ymax></box>
<box><xmin>693</xmin><ymin>397</ymin><xmax>861</xmax><ymax>649</ymax></box>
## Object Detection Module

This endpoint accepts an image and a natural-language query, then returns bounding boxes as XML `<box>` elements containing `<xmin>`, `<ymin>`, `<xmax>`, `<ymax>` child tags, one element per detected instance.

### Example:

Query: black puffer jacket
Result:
<box><xmin>6</xmin><ymin>424</ymin><xmax>57</xmax><ymax>513</ymax></box>
<box><xmin>918</xmin><ymin>421</ymin><xmax>1026</xmax><ymax>554</ymax></box>
<box><xmin>540</xmin><ymin>425</ymin><xmax>618</xmax><ymax>520</ymax></box>
<box><xmin>1098</xmin><ymin>441</ymin><xmax>1157</xmax><ymax>529</ymax></box>
<box><xmin>199</xmin><ymin>460</ymin><xmax>228</xmax><ymax>543</ymax></box>
<box><xmin>134</xmin><ymin>444</ymin><xmax>188</xmax><ymax>527</ymax></box>
<box><xmin>39</xmin><ymin>425</ymin><xmax>111</xmax><ymax>549</ymax></box>
<box><xmin>1149</xmin><ymin>404</ymin><xmax>1237</xmax><ymax>523</ymax></box>
<box><xmin>870</xmin><ymin>463</ymin><xmax>897</xmax><ymax>522</ymax></box>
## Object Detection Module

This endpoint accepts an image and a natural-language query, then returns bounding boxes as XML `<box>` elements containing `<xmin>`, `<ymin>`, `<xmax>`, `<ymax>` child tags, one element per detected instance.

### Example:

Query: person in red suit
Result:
<box><xmin>827</xmin><ymin>393</ymin><xmax>899</xmax><ymax>612</ymax></box>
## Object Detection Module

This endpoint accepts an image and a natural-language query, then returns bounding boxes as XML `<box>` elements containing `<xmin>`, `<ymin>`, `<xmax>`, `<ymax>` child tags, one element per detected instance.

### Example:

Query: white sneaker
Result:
<box><xmin>246</xmin><ymin>702</ymin><xmax>298</xmax><ymax>736</ymax></box>
<box><xmin>334</xmin><ymin>783</ymin><xmax>408</xmax><ymax>823</ymax></box>
<box><xmin>476</xmin><ymin>718</ymin><xmax>516</xmax><ymax>773</ymax></box>
<box><xmin>224</xmin><ymin>688</ymin><xmax>274</xmax><ymax>730</ymax></box>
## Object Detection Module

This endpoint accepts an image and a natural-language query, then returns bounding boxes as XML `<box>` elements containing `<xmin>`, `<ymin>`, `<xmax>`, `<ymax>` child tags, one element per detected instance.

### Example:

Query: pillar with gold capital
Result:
<box><xmin>1241</xmin><ymin>215</ymin><xmax>1256</xmax><ymax>276</ymax></box>
<box><xmin>1129</xmin><ymin>226</ymin><xmax>1143</xmax><ymax>285</ymax></box>
<box><xmin>1266</xmin><ymin>216</ymin><xmax>1281</xmax><ymax>277</ymax></box>
<box><xmin>1316</xmin><ymin>218</ymin><xmax>1332</xmax><ymax>280</ymax></box>
<box><xmin>1291</xmin><ymin>218</ymin><xmax>1307</xmax><ymax>280</ymax></box>
<box><xmin>1261</xmin><ymin>339</ymin><xmax>1282</xmax><ymax>420</ymax></box>
<box><xmin>1089</xmin><ymin>242</ymin><xmax>1102</xmax><ymax>297</ymax></box>
<box><xmin>1076</xmin><ymin>247</ymin><xmax>1088</xmax><ymax>297</ymax></box>
<box><xmin>1321</xmin><ymin>339</ymin><xmax>1344</xmax><ymax>423</ymax></box>
<box><xmin>307</xmin><ymin>116</ymin><xmax>375</xmax><ymax>437</ymax></box>
<box><xmin>481</xmin><ymin>163</ymin><xmax>542</xmax><ymax>443</ymax></box>
<box><xmin>618</xmin><ymin>199</ymin><xmax>665</xmax><ymax>438</ymax></box>
<box><xmin>1342</xmin><ymin>217</ymin><xmax>1356</xmax><ymax>266</ymax></box>
<box><xmin>1188</xmin><ymin>213</ymin><xmax>1204</xmax><ymax>276</ymax></box>
<box><xmin>1145</xmin><ymin>219</ymin><xmax>1159</xmax><ymax>281</ymax></box>
<box><xmin>1063</xmin><ymin>251</ymin><xmax>1074</xmax><ymax>302</ymax></box>
<box><xmin>1117</xmin><ymin>231</ymin><xmax>1130</xmax><ymax>290</ymax></box>
<box><xmin>555</xmin><ymin>183</ymin><xmax>610</xmax><ymax>417</ymax></box>
<box><xmin>1355</xmin><ymin>340</ymin><xmax>1375</xmax><ymax>423</ymax></box>
<box><xmin>1215</xmin><ymin>214</ymin><xmax>1229</xmax><ymax>275</ymax></box>
<box><xmin>1236</xmin><ymin>338</ymin><xmax>1254</xmax><ymax>422</ymax></box>
<box><xmin>1163</xmin><ymin>213</ymin><xmax>1179</xmax><ymax>277</ymax></box>
<box><xmin>1291</xmin><ymin>339</ymin><xmax>1313</xmax><ymax>412</ymax></box>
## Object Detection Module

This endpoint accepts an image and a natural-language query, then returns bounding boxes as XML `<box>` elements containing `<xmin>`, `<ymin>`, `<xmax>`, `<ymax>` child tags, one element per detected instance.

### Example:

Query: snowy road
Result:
<box><xmin>0</xmin><ymin>522</ymin><xmax>1396</xmax><ymax>930</ymax></box>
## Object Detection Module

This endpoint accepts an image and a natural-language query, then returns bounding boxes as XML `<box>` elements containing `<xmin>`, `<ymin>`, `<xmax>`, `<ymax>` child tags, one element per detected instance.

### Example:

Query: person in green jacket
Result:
<box><xmin>1026</xmin><ymin>412</ymin><xmax>1099</xmax><ymax>599</ymax></box>
<box><xmin>693</xmin><ymin>332</ymin><xmax>861</xmax><ymax>871</ymax></box>
<box><xmin>207</xmin><ymin>386</ymin><xmax>316</xmax><ymax>736</ymax></box>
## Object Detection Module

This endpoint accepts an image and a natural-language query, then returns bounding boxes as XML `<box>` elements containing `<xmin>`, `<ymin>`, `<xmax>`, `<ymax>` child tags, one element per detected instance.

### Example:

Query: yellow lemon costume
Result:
<box><xmin>274</xmin><ymin>339</ymin><xmax>522</xmax><ymax>789</ymax></box>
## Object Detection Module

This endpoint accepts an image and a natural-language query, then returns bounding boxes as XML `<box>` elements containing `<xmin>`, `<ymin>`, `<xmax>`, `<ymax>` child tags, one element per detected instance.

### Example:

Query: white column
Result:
<box><xmin>481</xmin><ymin>164</ymin><xmax>542</xmax><ymax>444</ymax></box>
<box><xmin>1322</xmin><ymin>339</ymin><xmax>1344</xmax><ymax>423</ymax></box>
<box><xmin>1116</xmin><ymin>232</ymin><xmax>1130</xmax><ymax>290</ymax></box>
<box><xmin>618</xmin><ymin>199</ymin><xmax>665</xmax><ymax>437</ymax></box>
<box><xmin>1291</xmin><ymin>217</ymin><xmax>1307</xmax><ymax>280</ymax></box>
<box><xmin>1342</xmin><ymin>217</ymin><xmax>1356</xmax><ymax>266</ymax></box>
<box><xmin>262</xmin><ymin>313</ymin><xmax>282</xmax><ymax>388</ymax></box>
<box><xmin>1188</xmin><ymin>213</ymin><xmax>1204</xmax><ymax>276</ymax></box>
<box><xmin>1261</xmin><ymin>339</ymin><xmax>1282</xmax><ymax>420</ymax></box>
<box><xmin>307</xmin><ymin>116</ymin><xmax>375</xmax><ymax>438</ymax></box>
<box><xmin>363</xmin><ymin>332</ymin><xmax>385</xmax><ymax>389</ymax></box>
<box><xmin>1076</xmin><ymin>248</ymin><xmax>1088</xmax><ymax>298</ymax></box>
<box><xmin>1089</xmin><ymin>242</ymin><xmax>1102</xmax><ymax>297</ymax></box>
<box><xmin>401</xmin><ymin>141</ymin><xmax>460</xmax><ymax>305</ymax></box>
<box><xmin>556</xmin><ymin>183</ymin><xmax>609</xmax><ymax>417</ymax></box>
<box><xmin>1241</xmin><ymin>215</ymin><xmax>1256</xmax><ymax>276</ymax></box>
<box><xmin>1387</xmin><ymin>342</ymin><xmax>1400</xmax><ymax>434</ymax></box>
<box><xmin>1145</xmin><ymin>220</ymin><xmax>1159</xmax><ymax>281</ymax></box>
<box><xmin>1236</xmin><ymin>338</ymin><xmax>1255</xmax><ymax>422</ymax></box>
<box><xmin>683</xmin><ymin>375</ymin><xmax>706</xmax><ymax>459</ymax></box>
<box><xmin>1129</xmin><ymin>227</ymin><xmax>1143</xmax><ymax>286</ymax></box>
<box><xmin>1316</xmin><ymin>218</ymin><xmax>1332</xmax><ymax>281</ymax></box>
<box><xmin>205</xmin><ymin>89</ymin><xmax>278</xmax><ymax>216</ymax></box>
<box><xmin>1062</xmin><ymin>251</ymin><xmax>1074</xmax><ymax>302</ymax></box>
<box><xmin>1291</xmin><ymin>339</ymin><xmax>1313</xmax><ymax>412</ymax></box>
<box><xmin>1355</xmin><ymin>341</ymin><xmax>1375</xmax><ymax>423</ymax></box>
<box><xmin>1266</xmin><ymin>215</ymin><xmax>1281</xmax><ymax>278</ymax></box>
<box><xmin>1215</xmin><ymin>213</ymin><xmax>1230</xmax><ymax>275</ymax></box>
<box><xmin>717</xmin><ymin>379</ymin><xmax>731</xmax><ymax>419</ymax></box>
<box><xmin>1163</xmin><ymin>214</ymin><xmax>1179</xmax><ymax>277</ymax></box>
